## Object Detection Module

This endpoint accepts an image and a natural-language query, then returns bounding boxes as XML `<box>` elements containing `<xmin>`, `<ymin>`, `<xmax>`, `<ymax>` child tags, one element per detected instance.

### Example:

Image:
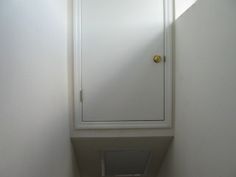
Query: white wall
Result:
<box><xmin>159</xmin><ymin>0</ymin><xmax>236</xmax><ymax>176</ymax></box>
<box><xmin>174</xmin><ymin>0</ymin><xmax>197</xmax><ymax>19</ymax></box>
<box><xmin>0</xmin><ymin>0</ymin><xmax>74</xmax><ymax>177</ymax></box>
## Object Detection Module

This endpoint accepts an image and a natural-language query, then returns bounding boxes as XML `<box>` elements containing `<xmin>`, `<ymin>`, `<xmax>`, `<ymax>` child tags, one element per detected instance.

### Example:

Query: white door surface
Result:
<box><xmin>80</xmin><ymin>0</ymin><xmax>166</xmax><ymax>122</ymax></box>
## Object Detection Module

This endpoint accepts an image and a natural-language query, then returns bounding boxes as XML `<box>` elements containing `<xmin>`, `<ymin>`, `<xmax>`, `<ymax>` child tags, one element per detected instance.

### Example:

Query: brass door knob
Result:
<box><xmin>153</xmin><ymin>55</ymin><xmax>162</xmax><ymax>63</ymax></box>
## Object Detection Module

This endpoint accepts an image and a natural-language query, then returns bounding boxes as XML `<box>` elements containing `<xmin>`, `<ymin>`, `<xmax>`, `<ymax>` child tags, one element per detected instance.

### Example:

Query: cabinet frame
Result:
<box><xmin>73</xmin><ymin>0</ymin><xmax>174</xmax><ymax>129</ymax></box>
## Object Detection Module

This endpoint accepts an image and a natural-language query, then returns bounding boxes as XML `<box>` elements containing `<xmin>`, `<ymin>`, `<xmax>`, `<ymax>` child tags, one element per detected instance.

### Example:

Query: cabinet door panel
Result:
<box><xmin>81</xmin><ymin>0</ymin><xmax>165</xmax><ymax>122</ymax></box>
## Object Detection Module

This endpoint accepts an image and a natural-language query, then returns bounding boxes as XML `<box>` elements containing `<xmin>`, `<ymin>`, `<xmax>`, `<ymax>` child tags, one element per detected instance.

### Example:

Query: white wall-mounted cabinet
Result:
<box><xmin>73</xmin><ymin>0</ymin><xmax>173</xmax><ymax>129</ymax></box>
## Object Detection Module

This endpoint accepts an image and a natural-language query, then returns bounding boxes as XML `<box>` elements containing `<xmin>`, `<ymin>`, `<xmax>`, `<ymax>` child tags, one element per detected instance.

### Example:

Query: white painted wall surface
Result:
<box><xmin>174</xmin><ymin>0</ymin><xmax>197</xmax><ymax>19</ymax></box>
<box><xmin>0</xmin><ymin>0</ymin><xmax>74</xmax><ymax>177</ymax></box>
<box><xmin>159</xmin><ymin>0</ymin><xmax>236</xmax><ymax>176</ymax></box>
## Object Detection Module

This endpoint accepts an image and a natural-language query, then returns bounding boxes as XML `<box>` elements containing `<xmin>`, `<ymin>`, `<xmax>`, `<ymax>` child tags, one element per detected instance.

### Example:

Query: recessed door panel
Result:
<box><xmin>81</xmin><ymin>0</ymin><xmax>165</xmax><ymax>122</ymax></box>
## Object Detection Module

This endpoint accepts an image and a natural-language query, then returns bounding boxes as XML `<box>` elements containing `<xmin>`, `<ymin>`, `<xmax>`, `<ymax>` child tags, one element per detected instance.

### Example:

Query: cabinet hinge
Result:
<box><xmin>80</xmin><ymin>90</ymin><xmax>83</xmax><ymax>102</ymax></box>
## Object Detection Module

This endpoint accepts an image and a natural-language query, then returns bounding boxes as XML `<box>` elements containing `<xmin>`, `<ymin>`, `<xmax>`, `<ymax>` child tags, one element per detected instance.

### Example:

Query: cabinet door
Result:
<box><xmin>76</xmin><ymin>0</ymin><xmax>171</xmax><ymax>124</ymax></box>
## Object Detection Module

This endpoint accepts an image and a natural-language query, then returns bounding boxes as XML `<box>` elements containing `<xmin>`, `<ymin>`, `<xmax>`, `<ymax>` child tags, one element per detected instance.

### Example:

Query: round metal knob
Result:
<box><xmin>153</xmin><ymin>55</ymin><xmax>162</xmax><ymax>63</ymax></box>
